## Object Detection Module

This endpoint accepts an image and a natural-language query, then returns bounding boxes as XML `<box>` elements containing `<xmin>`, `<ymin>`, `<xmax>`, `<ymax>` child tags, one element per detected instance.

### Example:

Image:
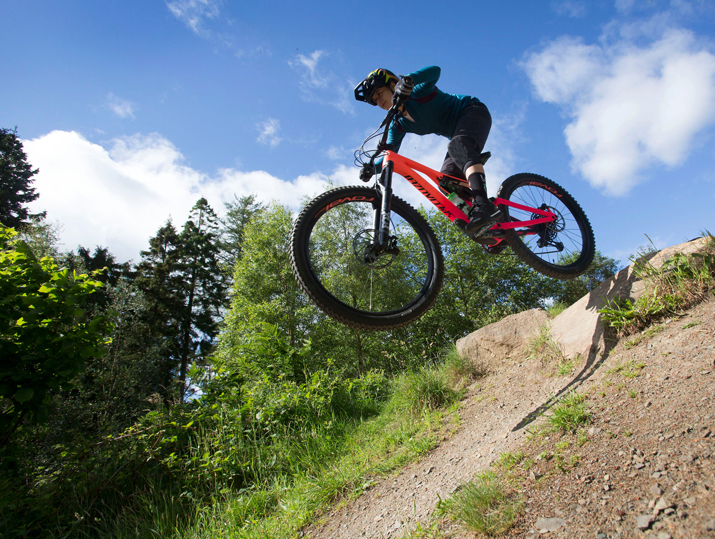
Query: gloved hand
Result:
<box><xmin>360</xmin><ymin>164</ymin><xmax>374</xmax><ymax>182</ymax></box>
<box><xmin>392</xmin><ymin>75</ymin><xmax>414</xmax><ymax>105</ymax></box>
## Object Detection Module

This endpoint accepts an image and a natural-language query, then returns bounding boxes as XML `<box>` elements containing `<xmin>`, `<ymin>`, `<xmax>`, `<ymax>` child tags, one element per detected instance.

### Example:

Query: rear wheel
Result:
<box><xmin>497</xmin><ymin>174</ymin><xmax>594</xmax><ymax>279</ymax></box>
<box><xmin>290</xmin><ymin>186</ymin><xmax>444</xmax><ymax>330</ymax></box>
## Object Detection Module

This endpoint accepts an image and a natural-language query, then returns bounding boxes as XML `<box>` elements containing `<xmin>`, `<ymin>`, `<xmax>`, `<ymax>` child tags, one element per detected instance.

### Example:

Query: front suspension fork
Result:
<box><xmin>372</xmin><ymin>160</ymin><xmax>394</xmax><ymax>248</ymax></box>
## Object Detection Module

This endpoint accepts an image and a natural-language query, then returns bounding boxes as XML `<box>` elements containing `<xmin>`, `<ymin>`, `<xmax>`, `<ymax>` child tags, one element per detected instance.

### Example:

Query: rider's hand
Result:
<box><xmin>360</xmin><ymin>164</ymin><xmax>374</xmax><ymax>182</ymax></box>
<box><xmin>392</xmin><ymin>76</ymin><xmax>414</xmax><ymax>106</ymax></box>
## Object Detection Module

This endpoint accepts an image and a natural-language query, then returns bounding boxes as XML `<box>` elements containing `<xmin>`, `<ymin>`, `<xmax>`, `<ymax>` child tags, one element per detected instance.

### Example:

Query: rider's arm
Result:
<box><xmin>406</xmin><ymin>66</ymin><xmax>440</xmax><ymax>99</ymax></box>
<box><xmin>374</xmin><ymin>123</ymin><xmax>406</xmax><ymax>173</ymax></box>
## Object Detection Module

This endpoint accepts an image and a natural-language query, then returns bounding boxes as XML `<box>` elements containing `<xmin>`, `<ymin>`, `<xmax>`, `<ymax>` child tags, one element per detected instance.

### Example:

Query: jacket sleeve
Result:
<box><xmin>407</xmin><ymin>66</ymin><xmax>441</xmax><ymax>99</ymax></box>
<box><xmin>375</xmin><ymin>123</ymin><xmax>406</xmax><ymax>173</ymax></box>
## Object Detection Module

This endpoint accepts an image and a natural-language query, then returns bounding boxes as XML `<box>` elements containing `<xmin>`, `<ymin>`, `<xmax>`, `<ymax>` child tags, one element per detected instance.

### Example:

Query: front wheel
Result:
<box><xmin>290</xmin><ymin>186</ymin><xmax>444</xmax><ymax>330</ymax></box>
<box><xmin>497</xmin><ymin>174</ymin><xmax>595</xmax><ymax>279</ymax></box>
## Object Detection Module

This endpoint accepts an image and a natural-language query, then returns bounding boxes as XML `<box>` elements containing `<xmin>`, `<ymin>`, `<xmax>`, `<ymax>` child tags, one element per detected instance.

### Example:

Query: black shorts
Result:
<box><xmin>440</xmin><ymin>101</ymin><xmax>492</xmax><ymax>179</ymax></box>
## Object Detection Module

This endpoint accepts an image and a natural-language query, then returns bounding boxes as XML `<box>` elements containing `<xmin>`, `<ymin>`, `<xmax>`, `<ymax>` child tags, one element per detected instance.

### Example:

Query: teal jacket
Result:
<box><xmin>376</xmin><ymin>66</ymin><xmax>478</xmax><ymax>169</ymax></box>
<box><xmin>387</xmin><ymin>66</ymin><xmax>478</xmax><ymax>149</ymax></box>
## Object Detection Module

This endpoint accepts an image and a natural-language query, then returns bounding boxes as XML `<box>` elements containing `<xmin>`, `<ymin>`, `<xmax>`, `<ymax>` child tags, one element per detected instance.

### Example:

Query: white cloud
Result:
<box><xmin>23</xmin><ymin>131</ymin><xmax>348</xmax><ymax>263</ymax></box>
<box><xmin>614</xmin><ymin>0</ymin><xmax>636</xmax><ymax>14</ymax></box>
<box><xmin>256</xmin><ymin>118</ymin><xmax>282</xmax><ymax>147</ymax></box>
<box><xmin>166</xmin><ymin>0</ymin><xmax>221</xmax><ymax>36</ymax></box>
<box><xmin>107</xmin><ymin>93</ymin><xmax>136</xmax><ymax>119</ymax></box>
<box><xmin>552</xmin><ymin>1</ymin><xmax>588</xmax><ymax>18</ymax></box>
<box><xmin>292</xmin><ymin>51</ymin><xmax>327</xmax><ymax>88</ymax></box>
<box><xmin>289</xmin><ymin>50</ymin><xmax>355</xmax><ymax>115</ymax></box>
<box><xmin>523</xmin><ymin>26</ymin><xmax>715</xmax><ymax>196</ymax></box>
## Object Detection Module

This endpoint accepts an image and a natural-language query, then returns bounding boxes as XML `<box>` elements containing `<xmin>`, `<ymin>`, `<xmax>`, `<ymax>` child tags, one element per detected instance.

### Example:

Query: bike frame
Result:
<box><xmin>373</xmin><ymin>150</ymin><xmax>558</xmax><ymax>247</ymax></box>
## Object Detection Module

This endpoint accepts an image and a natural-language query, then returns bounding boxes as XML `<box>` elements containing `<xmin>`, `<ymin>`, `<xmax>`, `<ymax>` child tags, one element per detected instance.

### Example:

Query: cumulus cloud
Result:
<box><xmin>107</xmin><ymin>93</ymin><xmax>136</xmax><ymax>119</ymax></box>
<box><xmin>289</xmin><ymin>50</ymin><xmax>355</xmax><ymax>115</ymax></box>
<box><xmin>23</xmin><ymin>131</ymin><xmax>347</xmax><ymax>263</ymax></box>
<box><xmin>523</xmin><ymin>25</ymin><xmax>715</xmax><ymax>196</ymax></box>
<box><xmin>166</xmin><ymin>0</ymin><xmax>221</xmax><ymax>36</ymax></box>
<box><xmin>256</xmin><ymin>118</ymin><xmax>282</xmax><ymax>147</ymax></box>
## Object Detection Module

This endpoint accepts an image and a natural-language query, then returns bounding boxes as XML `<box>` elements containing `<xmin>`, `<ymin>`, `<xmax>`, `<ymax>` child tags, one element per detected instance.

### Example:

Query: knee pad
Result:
<box><xmin>447</xmin><ymin>136</ymin><xmax>481</xmax><ymax>176</ymax></box>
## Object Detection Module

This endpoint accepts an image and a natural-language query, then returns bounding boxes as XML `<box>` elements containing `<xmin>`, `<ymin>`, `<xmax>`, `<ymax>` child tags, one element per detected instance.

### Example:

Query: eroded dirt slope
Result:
<box><xmin>304</xmin><ymin>296</ymin><xmax>715</xmax><ymax>539</ymax></box>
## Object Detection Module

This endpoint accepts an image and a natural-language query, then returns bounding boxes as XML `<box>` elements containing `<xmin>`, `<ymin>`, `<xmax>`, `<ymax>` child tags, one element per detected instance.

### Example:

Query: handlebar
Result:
<box><xmin>354</xmin><ymin>91</ymin><xmax>410</xmax><ymax>169</ymax></box>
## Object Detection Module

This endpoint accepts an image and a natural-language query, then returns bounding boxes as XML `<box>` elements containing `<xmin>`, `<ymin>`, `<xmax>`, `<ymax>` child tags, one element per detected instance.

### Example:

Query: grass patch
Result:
<box><xmin>527</xmin><ymin>324</ymin><xmax>567</xmax><ymax>375</ymax></box>
<box><xmin>683</xmin><ymin>320</ymin><xmax>702</xmax><ymax>329</ymax></box>
<box><xmin>495</xmin><ymin>451</ymin><xmax>526</xmax><ymax>471</ymax></box>
<box><xmin>557</xmin><ymin>358</ymin><xmax>575</xmax><ymax>376</ymax></box>
<box><xmin>547</xmin><ymin>301</ymin><xmax>569</xmax><ymax>318</ymax></box>
<box><xmin>607</xmin><ymin>359</ymin><xmax>646</xmax><ymax>378</ymax></box>
<box><xmin>548</xmin><ymin>391</ymin><xmax>590</xmax><ymax>433</ymax></box>
<box><xmin>599</xmin><ymin>232</ymin><xmax>715</xmax><ymax>335</ymax></box>
<box><xmin>440</xmin><ymin>471</ymin><xmax>523</xmax><ymax>536</ymax></box>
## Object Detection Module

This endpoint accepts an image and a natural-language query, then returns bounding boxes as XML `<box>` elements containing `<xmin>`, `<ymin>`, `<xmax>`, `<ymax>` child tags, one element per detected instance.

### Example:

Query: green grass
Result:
<box><xmin>494</xmin><ymin>451</ymin><xmax>526</xmax><ymax>471</ymax></box>
<box><xmin>112</xmin><ymin>348</ymin><xmax>477</xmax><ymax>539</ymax></box>
<box><xmin>683</xmin><ymin>320</ymin><xmax>702</xmax><ymax>329</ymax></box>
<box><xmin>440</xmin><ymin>471</ymin><xmax>523</xmax><ymax>536</ymax></box>
<box><xmin>548</xmin><ymin>391</ymin><xmax>590</xmax><ymax>433</ymax></box>
<box><xmin>599</xmin><ymin>232</ymin><xmax>715</xmax><ymax>335</ymax></box>
<box><xmin>607</xmin><ymin>359</ymin><xmax>646</xmax><ymax>378</ymax></box>
<box><xmin>547</xmin><ymin>301</ymin><xmax>569</xmax><ymax>318</ymax></box>
<box><xmin>527</xmin><ymin>324</ymin><xmax>566</xmax><ymax>370</ymax></box>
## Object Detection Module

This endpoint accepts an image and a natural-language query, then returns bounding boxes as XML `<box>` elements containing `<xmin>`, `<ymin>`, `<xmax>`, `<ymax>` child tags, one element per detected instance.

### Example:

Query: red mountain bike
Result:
<box><xmin>290</xmin><ymin>104</ymin><xmax>595</xmax><ymax>330</ymax></box>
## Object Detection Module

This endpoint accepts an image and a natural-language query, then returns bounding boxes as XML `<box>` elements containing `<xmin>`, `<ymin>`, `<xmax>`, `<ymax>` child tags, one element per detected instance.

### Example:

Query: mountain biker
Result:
<box><xmin>354</xmin><ymin>66</ymin><xmax>500</xmax><ymax>235</ymax></box>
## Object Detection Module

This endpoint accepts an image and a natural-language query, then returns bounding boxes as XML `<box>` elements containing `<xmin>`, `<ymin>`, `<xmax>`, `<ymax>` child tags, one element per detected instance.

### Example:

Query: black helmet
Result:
<box><xmin>354</xmin><ymin>68</ymin><xmax>398</xmax><ymax>106</ymax></box>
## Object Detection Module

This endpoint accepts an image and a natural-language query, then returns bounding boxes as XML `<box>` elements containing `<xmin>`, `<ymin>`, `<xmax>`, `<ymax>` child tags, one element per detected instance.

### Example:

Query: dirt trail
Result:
<box><xmin>305</xmin><ymin>297</ymin><xmax>715</xmax><ymax>539</ymax></box>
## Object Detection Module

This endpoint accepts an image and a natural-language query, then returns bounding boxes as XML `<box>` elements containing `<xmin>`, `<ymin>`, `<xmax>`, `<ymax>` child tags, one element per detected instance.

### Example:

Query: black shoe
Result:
<box><xmin>466</xmin><ymin>201</ymin><xmax>500</xmax><ymax>236</ymax></box>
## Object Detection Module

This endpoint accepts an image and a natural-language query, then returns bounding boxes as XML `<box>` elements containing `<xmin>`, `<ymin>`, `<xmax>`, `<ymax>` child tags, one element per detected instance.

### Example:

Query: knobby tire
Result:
<box><xmin>497</xmin><ymin>173</ymin><xmax>595</xmax><ymax>279</ymax></box>
<box><xmin>290</xmin><ymin>186</ymin><xmax>444</xmax><ymax>330</ymax></box>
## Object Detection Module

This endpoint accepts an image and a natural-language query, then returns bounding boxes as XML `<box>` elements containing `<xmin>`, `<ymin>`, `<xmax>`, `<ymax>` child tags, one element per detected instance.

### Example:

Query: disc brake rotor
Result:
<box><xmin>353</xmin><ymin>229</ymin><xmax>398</xmax><ymax>269</ymax></box>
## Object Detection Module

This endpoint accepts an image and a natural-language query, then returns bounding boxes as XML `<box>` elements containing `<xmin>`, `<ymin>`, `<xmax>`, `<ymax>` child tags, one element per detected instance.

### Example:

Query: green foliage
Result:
<box><xmin>134</xmin><ymin>199</ymin><xmax>230</xmax><ymax>401</ymax></box>
<box><xmin>548</xmin><ymin>391</ymin><xmax>590</xmax><ymax>433</ymax></box>
<box><xmin>0</xmin><ymin>127</ymin><xmax>46</xmax><ymax>230</ymax></box>
<box><xmin>599</xmin><ymin>233</ymin><xmax>715</xmax><ymax>334</ymax></box>
<box><xmin>607</xmin><ymin>359</ymin><xmax>646</xmax><ymax>378</ymax></box>
<box><xmin>389</xmin><ymin>367</ymin><xmax>459</xmax><ymax>415</ymax></box>
<box><xmin>527</xmin><ymin>324</ymin><xmax>565</xmax><ymax>368</ymax></box>
<box><xmin>220</xmin><ymin>193</ymin><xmax>265</xmax><ymax>268</ymax></box>
<box><xmin>418</xmin><ymin>210</ymin><xmax>560</xmax><ymax>337</ymax></box>
<box><xmin>440</xmin><ymin>471</ymin><xmax>523</xmax><ymax>536</ymax></box>
<box><xmin>0</xmin><ymin>227</ymin><xmax>112</xmax><ymax>445</ymax></box>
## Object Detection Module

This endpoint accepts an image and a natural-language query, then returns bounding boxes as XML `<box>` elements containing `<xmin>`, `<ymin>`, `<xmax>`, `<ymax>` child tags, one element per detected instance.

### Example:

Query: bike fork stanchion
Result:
<box><xmin>377</xmin><ymin>161</ymin><xmax>394</xmax><ymax>247</ymax></box>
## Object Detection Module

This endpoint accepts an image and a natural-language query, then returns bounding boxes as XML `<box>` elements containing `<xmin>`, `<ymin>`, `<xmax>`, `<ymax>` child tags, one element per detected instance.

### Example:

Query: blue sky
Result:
<box><xmin>2</xmin><ymin>0</ymin><xmax>715</xmax><ymax>266</ymax></box>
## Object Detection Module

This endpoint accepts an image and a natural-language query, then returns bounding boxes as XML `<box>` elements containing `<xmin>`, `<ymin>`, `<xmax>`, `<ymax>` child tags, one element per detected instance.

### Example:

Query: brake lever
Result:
<box><xmin>380</xmin><ymin>106</ymin><xmax>403</xmax><ymax>128</ymax></box>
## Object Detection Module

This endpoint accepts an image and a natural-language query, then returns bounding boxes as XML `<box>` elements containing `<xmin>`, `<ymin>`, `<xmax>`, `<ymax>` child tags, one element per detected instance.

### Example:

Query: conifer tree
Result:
<box><xmin>0</xmin><ymin>128</ymin><xmax>45</xmax><ymax>229</ymax></box>
<box><xmin>175</xmin><ymin>198</ymin><xmax>228</xmax><ymax>398</ymax></box>
<box><xmin>221</xmin><ymin>193</ymin><xmax>265</xmax><ymax>266</ymax></box>
<box><xmin>134</xmin><ymin>220</ymin><xmax>185</xmax><ymax>399</ymax></box>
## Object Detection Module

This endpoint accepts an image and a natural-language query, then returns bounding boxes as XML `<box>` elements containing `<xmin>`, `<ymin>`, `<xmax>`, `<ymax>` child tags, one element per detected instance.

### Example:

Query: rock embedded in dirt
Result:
<box><xmin>635</xmin><ymin>514</ymin><xmax>654</xmax><ymax>529</ymax></box>
<box><xmin>534</xmin><ymin>517</ymin><xmax>566</xmax><ymax>533</ymax></box>
<box><xmin>456</xmin><ymin>308</ymin><xmax>548</xmax><ymax>369</ymax></box>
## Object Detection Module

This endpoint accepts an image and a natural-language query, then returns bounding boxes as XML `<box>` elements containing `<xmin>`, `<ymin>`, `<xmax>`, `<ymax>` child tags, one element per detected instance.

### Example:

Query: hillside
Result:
<box><xmin>304</xmin><ymin>238</ymin><xmax>715</xmax><ymax>538</ymax></box>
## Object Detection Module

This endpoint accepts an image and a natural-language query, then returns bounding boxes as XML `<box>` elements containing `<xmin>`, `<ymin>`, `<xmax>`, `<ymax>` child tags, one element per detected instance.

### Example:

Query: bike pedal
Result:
<box><xmin>471</xmin><ymin>219</ymin><xmax>498</xmax><ymax>239</ymax></box>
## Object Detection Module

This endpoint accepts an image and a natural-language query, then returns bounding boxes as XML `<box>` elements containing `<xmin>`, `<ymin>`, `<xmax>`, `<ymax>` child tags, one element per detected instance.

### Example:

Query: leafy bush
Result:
<box><xmin>0</xmin><ymin>227</ymin><xmax>113</xmax><ymax>445</ymax></box>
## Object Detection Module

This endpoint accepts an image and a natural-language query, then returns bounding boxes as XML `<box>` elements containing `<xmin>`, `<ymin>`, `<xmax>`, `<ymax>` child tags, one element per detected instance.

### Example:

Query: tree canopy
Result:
<box><xmin>0</xmin><ymin>128</ymin><xmax>45</xmax><ymax>230</ymax></box>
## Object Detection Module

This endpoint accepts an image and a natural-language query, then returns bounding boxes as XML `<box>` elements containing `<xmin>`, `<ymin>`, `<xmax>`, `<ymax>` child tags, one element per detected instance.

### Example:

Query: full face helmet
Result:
<box><xmin>354</xmin><ymin>68</ymin><xmax>398</xmax><ymax>106</ymax></box>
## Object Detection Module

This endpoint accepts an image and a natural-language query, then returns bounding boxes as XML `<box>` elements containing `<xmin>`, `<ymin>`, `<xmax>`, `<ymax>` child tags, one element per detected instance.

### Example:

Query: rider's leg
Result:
<box><xmin>442</xmin><ymin>102</ymin><xmax>498</xmax><ymax>234</ymax></box>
